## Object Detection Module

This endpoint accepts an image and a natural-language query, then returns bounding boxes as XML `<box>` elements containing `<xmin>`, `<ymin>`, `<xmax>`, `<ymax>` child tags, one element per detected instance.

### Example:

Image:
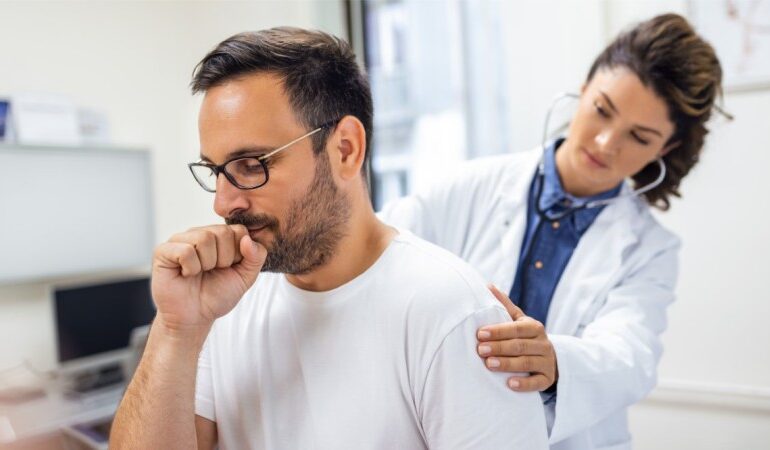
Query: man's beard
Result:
<box><xmin>226</xmin><ymin>152</ymin><xmax>351</xmax><ymax>274</ymax></box>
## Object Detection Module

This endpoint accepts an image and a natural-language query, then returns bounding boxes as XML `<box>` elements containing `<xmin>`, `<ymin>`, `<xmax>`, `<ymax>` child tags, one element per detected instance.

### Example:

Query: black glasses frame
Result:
<box><xmin>188</xmin><ymin>120</ymin><xmax>339</xmax><ymax>193</ymax></box>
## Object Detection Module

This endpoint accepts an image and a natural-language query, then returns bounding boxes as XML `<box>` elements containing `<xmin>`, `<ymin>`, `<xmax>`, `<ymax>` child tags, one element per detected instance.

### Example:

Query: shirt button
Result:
<box><xmin>534</xmin><ymin>261</ymin><xmax>544</xmax><ymax>269</ymax></box>
<box><xmin>552</xmin><ymin>221</ymin><xmax>560</xmax><ymax>229</ymax></box>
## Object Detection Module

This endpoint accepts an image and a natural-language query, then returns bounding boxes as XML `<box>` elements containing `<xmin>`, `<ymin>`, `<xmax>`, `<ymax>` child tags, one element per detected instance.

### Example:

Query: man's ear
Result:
<box><xmin>328</xmin><ymin>115</ymin><xmax>367</xmax><ymax>182</ymax></box>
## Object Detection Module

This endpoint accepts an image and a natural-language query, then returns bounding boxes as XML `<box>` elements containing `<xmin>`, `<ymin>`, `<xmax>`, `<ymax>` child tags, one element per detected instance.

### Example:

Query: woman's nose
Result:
<box><xmin>595</xmin><ymin>128</ymin><xmax>620</xmax><ymax>155</ymax></box>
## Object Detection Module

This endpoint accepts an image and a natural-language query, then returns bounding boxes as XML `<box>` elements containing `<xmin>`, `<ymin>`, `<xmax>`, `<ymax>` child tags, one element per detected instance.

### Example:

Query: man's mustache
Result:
<box><xmin>225</xmin><ymin>212</ymin><xmax>279</xmax><ymax>231</ymax></box>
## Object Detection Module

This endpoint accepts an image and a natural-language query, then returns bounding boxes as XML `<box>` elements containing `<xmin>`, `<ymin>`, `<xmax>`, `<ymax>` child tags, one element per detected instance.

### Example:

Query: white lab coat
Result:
<box><xmin>379</xmin><ymin>147</ymin><xmax>679</xmax><ymax>450</ymax></box>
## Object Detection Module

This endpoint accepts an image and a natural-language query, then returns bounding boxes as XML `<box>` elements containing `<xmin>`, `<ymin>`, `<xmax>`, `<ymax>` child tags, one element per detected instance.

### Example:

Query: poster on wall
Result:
<box><xmin>689</xmin><ymin>0</ymin><xmax>770</xmax><ymax>91</ymax></box>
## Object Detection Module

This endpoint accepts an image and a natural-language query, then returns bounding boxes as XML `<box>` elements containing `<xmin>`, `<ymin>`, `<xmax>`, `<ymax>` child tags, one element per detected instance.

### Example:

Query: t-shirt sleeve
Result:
<box><xmin>417</xmin><ymin>306</ymin><xmax>549</xmax><ymax>449</ymax></box>
<box><xmin>195</xmin><ymin>336</ymin><xmax>216</xmax><ymax>422</ymax></box>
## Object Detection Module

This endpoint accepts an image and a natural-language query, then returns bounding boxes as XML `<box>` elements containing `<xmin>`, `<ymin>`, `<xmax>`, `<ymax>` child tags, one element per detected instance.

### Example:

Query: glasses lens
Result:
<box><xmin>190</xmin><ymin>164</ymin><xmax>218</xmax><ymax>192</ymax></box>
<box><xmin>226</xmin><ymin>158</ymin><xmax>267</xmax><ymax>189</ymax></box>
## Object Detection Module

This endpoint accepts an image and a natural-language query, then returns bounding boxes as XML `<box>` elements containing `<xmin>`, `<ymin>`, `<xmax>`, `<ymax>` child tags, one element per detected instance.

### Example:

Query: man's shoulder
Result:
<box><xmin>386</xmin><ymin>231</ymin><xmax>507</xmax><ymax>320</ymax></box>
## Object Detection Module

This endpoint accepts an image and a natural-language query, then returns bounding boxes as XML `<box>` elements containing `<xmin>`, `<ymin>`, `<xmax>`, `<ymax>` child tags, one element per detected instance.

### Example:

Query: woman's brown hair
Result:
<box><xmin>586</xmin><ymin>13</ymin><xmax>724</xmax><ymax>210</ymax></box>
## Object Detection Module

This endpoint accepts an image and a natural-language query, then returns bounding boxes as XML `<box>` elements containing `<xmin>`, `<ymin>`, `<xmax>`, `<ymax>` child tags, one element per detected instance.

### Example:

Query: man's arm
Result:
<box><xmin>111</xmin><ymin>322</ymin><xmax>213</xmax><ymax>449</ymax></box>
<box><xmin>417</xmin><ymin>306</ymin><xmax>549</xmax><ymax>449</ymax></box>
<box><xmin>196</xmin><ymin>415</ymin><xmax>217</xmax><ymax>449</ymax></box>
<box><xmin>110</xmin><ymin>224</ymin><xmax>266</xmax><ymax>449</ymax></box>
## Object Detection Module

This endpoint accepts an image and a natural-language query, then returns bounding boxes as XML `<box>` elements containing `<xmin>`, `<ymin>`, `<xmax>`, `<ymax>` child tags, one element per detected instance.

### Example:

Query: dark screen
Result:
<box><xmin>54</xmin><ymin>277</ymin><xmax>156</xmax><ymax>363</ymax></box>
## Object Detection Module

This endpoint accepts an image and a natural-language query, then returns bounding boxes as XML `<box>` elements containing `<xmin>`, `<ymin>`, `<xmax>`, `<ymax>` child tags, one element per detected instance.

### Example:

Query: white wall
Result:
<box><xmin>0</xmin><ymin>0</ymin><xmax>344</xmax><ymax>371</ymax></box>
<box><xmin>500</xmin><ymin>0</ymin><xmax>606</xmax><ymax>153</ymax></box>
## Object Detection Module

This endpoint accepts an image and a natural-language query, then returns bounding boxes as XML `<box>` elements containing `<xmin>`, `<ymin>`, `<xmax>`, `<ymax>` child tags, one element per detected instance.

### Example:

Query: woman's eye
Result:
<box><xmin>594</xmin><ymin>102</ymin><xmax>610</xmax><ymax>118</ymax></box>
<box><xmin>631</xmin><ymin>132</ymin><xmax>649</xmax><ymax>146</ymax></box>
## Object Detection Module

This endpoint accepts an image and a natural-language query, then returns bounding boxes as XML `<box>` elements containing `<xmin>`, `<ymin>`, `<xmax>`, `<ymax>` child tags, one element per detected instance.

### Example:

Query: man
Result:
<box><xmin>110</xmin><ymin>27</ymin><xmax>547</xmax><ymax>449</ymax></box>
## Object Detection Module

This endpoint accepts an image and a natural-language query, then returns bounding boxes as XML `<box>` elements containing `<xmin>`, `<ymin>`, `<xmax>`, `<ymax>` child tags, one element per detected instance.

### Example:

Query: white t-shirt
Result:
<box><xmin>195</xmin><ymin>231</ymin><xmax>548</xmax><ymax>449</ymax></box>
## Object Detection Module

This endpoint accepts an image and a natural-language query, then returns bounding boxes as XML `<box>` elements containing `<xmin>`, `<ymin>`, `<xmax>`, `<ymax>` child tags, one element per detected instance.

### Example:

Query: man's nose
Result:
<box><xmin>213</xmin><ymin>173</ymin><xmax>250</xmax><ymax>218</ymax></box>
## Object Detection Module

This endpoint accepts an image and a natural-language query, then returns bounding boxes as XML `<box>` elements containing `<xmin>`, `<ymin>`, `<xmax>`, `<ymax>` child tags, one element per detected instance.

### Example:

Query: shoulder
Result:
<box><xmin>627</xmin><ymin>195</ymin><xmax>681</xmax><ymax>253</ymax></box>
<box><xmin>387</xmin><ymin>231</ymin><xmax>510</xmax><ymax>325</ymax></box>
<box><xmin>600</xmin><ymin>194</ymin><xmax>681</xmax><ymax>284</ymax></box>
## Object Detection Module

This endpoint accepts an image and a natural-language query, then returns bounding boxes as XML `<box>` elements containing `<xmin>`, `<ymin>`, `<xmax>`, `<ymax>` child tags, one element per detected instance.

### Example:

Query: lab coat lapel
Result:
<box><xmin>493</xmin><ymin>149</ymin><xmax>541</xmax><ymax>294</ymax></box>
<box><xmin>546</xmin><ymin>185</ymin><xmax>641</xmax><ymax>334</ymax></box>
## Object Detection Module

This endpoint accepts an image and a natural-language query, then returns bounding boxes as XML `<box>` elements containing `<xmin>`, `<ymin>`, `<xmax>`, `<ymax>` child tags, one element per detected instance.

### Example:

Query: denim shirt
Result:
<box><xmin>509</xmin><ymin>139</ymin><xmax>622</xmax><ymax>325</ymax></box>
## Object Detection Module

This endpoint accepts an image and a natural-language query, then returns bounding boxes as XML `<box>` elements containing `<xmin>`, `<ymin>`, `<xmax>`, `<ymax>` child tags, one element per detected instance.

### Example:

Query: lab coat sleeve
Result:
<box><xmin>546</xmin><ymin>236</ymin><xmax>679</xmax><ymax>444</ymax></box>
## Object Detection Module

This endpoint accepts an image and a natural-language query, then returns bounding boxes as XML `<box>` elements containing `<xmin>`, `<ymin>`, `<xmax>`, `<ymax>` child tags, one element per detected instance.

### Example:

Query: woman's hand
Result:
<box><xmin>477</xmin><ymin>285</ymin><xmax>558</xmax><ymax>392</ymax></box>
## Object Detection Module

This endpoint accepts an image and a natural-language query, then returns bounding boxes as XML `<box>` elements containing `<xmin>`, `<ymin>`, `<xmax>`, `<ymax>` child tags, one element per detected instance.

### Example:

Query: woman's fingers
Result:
<box><xmin>477</xmin><ymin>338</ymin><xmax>550</xmax><ymax>357</ymax></box>
<box><xmin>477</xmin><ymin>317</ymin><xmax>545</xmax><ymax>341</ymax></box>
<box><xmin>487</xmin><ymin>284</ymin><xmax>525</xmax><ymax>320</ymax></box>
<box><xmin>507</xmin><ymin>374</ymin><xmax>553</xmax><ymax>392</ymax></box>
<box><xmin>482</xmin><ymin>355</ymin><xmax>549</xmax><ymax>373</ymax></box>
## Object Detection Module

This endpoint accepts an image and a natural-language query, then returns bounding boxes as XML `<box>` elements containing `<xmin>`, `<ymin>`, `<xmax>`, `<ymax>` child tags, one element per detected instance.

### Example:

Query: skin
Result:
<box><xmin>476</xmin><ymin>66</ymin><xmax>678</xmax><ymax>392</ymax></box>
<box><xmin>110</xmin><ymin>72</ymin><xmax>395</xmax><ymax>449</ymax></box>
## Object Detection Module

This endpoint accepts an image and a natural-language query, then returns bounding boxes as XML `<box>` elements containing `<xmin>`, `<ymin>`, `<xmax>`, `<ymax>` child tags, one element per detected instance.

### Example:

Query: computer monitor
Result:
<box><xmin>53</xmin><ymin>276</ymin><xmax>156</xmax><ymax>378</ymax></box>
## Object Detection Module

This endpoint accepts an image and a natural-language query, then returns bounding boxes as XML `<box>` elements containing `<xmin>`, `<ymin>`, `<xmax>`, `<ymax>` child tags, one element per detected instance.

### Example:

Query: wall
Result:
<box><xmin>0</xmin><ymin>0</ymin><xmax>344</xmax><ymax>371</ymax></box>
<box><xmin>500</xmin><ymin>0</ymin><xmax>606</xmax><ymax>153</ymax></box>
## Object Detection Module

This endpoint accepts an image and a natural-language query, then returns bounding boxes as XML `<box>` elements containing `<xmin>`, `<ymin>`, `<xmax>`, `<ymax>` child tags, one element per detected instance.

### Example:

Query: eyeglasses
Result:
<box><xmin>188</xmin><ymin>121</ymin><xmax>336</xmax><ymax>193</ymax></box>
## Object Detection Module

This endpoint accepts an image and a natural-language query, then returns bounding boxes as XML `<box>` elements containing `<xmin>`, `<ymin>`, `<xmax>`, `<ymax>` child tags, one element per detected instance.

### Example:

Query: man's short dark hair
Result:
<box><xmin>191</xmin><ymin>27</ymin><xmax>374</xmax><ymax>177</ymax></box>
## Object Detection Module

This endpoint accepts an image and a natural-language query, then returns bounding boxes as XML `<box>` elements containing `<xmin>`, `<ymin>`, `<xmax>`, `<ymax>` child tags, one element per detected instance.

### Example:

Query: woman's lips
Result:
<box><xmin>581</xmin><ymin>147</ymin><xmax>608</xmax><ymax>169</ymax></box>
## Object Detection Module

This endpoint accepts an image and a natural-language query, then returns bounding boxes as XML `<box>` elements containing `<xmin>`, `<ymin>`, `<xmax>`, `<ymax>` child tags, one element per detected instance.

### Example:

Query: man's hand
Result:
<box><xmin>112</xmin><ymin>224</ymin><xmax>264</xmax><ymax>450</ymax></box>
<box><xmin>151</xmin><ymin>224</ymin><xmax>267</xmax><ymax>335</ymax></box>
<box><xmin>477</xmin><ymin>285</ymin><xmax>558</xmax><ymax>392</ymax></box>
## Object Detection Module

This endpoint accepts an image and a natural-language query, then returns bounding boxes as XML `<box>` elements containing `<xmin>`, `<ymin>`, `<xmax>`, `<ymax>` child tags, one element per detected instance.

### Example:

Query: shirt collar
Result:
<box><xmin>539</xmin><ymin>139</ymin><xmax>622</xmax><ymax>232</ymax></box>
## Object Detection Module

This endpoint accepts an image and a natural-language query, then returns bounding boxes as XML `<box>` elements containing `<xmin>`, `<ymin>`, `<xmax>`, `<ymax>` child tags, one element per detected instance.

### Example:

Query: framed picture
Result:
<box><xmin>689</xmin><ymin>0</ymin><xmax>770</xmax><ymax>92</ymax></box>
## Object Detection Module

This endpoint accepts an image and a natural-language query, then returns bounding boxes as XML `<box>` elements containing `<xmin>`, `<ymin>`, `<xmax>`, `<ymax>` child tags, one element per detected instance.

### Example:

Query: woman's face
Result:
<box><xmin>557</xmin><ymin>66</ymin><xmax>677</xmax><ymax>197</ymax></box>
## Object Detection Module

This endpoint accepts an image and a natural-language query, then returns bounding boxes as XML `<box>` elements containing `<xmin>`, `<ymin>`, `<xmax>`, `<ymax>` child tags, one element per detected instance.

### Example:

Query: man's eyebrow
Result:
<box><xmin>599</xmin><ymin>90</ymin><xmax>663</xmax><ymax>137</ymax></box>
<box><xmin>199</xmin><ymin>146</ymin><xmax>274</xmax><ymax>162</ymax></box>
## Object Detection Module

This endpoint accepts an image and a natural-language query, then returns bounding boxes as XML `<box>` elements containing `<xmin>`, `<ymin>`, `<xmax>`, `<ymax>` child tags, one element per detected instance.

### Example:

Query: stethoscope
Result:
<box><xmin>534</xmin><ymin>92</ymin><xmax>667</xmax><ymax>221</ymax></box>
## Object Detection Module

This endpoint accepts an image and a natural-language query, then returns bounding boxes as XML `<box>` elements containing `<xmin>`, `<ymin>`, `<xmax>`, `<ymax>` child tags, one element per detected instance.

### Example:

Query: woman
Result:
<box><xmin>380</xmin><ymin>13</ymin><xmax>725</xmax><ymax>450</ymax></box>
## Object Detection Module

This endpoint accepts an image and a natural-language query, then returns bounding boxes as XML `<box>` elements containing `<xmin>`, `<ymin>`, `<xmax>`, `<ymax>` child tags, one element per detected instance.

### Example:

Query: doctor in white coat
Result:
<box><xmin>381</xmin><ymin>14</ymin><xmax>726</xmax><ymax>450</ymax></box>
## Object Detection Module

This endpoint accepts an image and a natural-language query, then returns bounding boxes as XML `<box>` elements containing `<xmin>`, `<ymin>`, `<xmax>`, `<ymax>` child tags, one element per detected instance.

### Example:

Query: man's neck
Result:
<box><xmin>285</xmin><ymin>205</ymin><xmax>396</xmax><ymax>292</ymax></box>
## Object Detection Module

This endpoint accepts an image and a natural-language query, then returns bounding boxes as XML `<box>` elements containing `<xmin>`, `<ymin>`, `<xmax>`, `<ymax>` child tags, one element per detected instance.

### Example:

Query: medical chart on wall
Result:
<box><xmin>689</xmin><ymin>0</ymin><xmax>770</xmax><ymax>91</ymax></box>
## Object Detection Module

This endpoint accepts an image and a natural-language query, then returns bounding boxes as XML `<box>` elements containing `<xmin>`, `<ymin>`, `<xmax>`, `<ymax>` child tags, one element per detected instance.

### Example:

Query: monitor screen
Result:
<box><xmin>0</xmin><ymin>147</ymin><xmax>154</xmax><ymax>284</ymax></box>
<box><xmin>54</xmin><ymin>277</ymin><xmax>156</xmax><ymax>363</ymax></box>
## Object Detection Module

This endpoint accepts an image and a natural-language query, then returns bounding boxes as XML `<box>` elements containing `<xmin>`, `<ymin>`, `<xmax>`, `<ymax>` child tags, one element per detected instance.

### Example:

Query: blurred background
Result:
<box><xmin>0</xmin><ymin>0</ymin><xmax>768</xmax><ymax>448</ymax></box>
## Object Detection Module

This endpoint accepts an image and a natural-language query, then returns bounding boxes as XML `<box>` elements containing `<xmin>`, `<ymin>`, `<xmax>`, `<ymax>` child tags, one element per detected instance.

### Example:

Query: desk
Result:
<box><xmin>0</xmin><ymin>386</ymin><xmax>122</xmax><ymax>448</ymax></box>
